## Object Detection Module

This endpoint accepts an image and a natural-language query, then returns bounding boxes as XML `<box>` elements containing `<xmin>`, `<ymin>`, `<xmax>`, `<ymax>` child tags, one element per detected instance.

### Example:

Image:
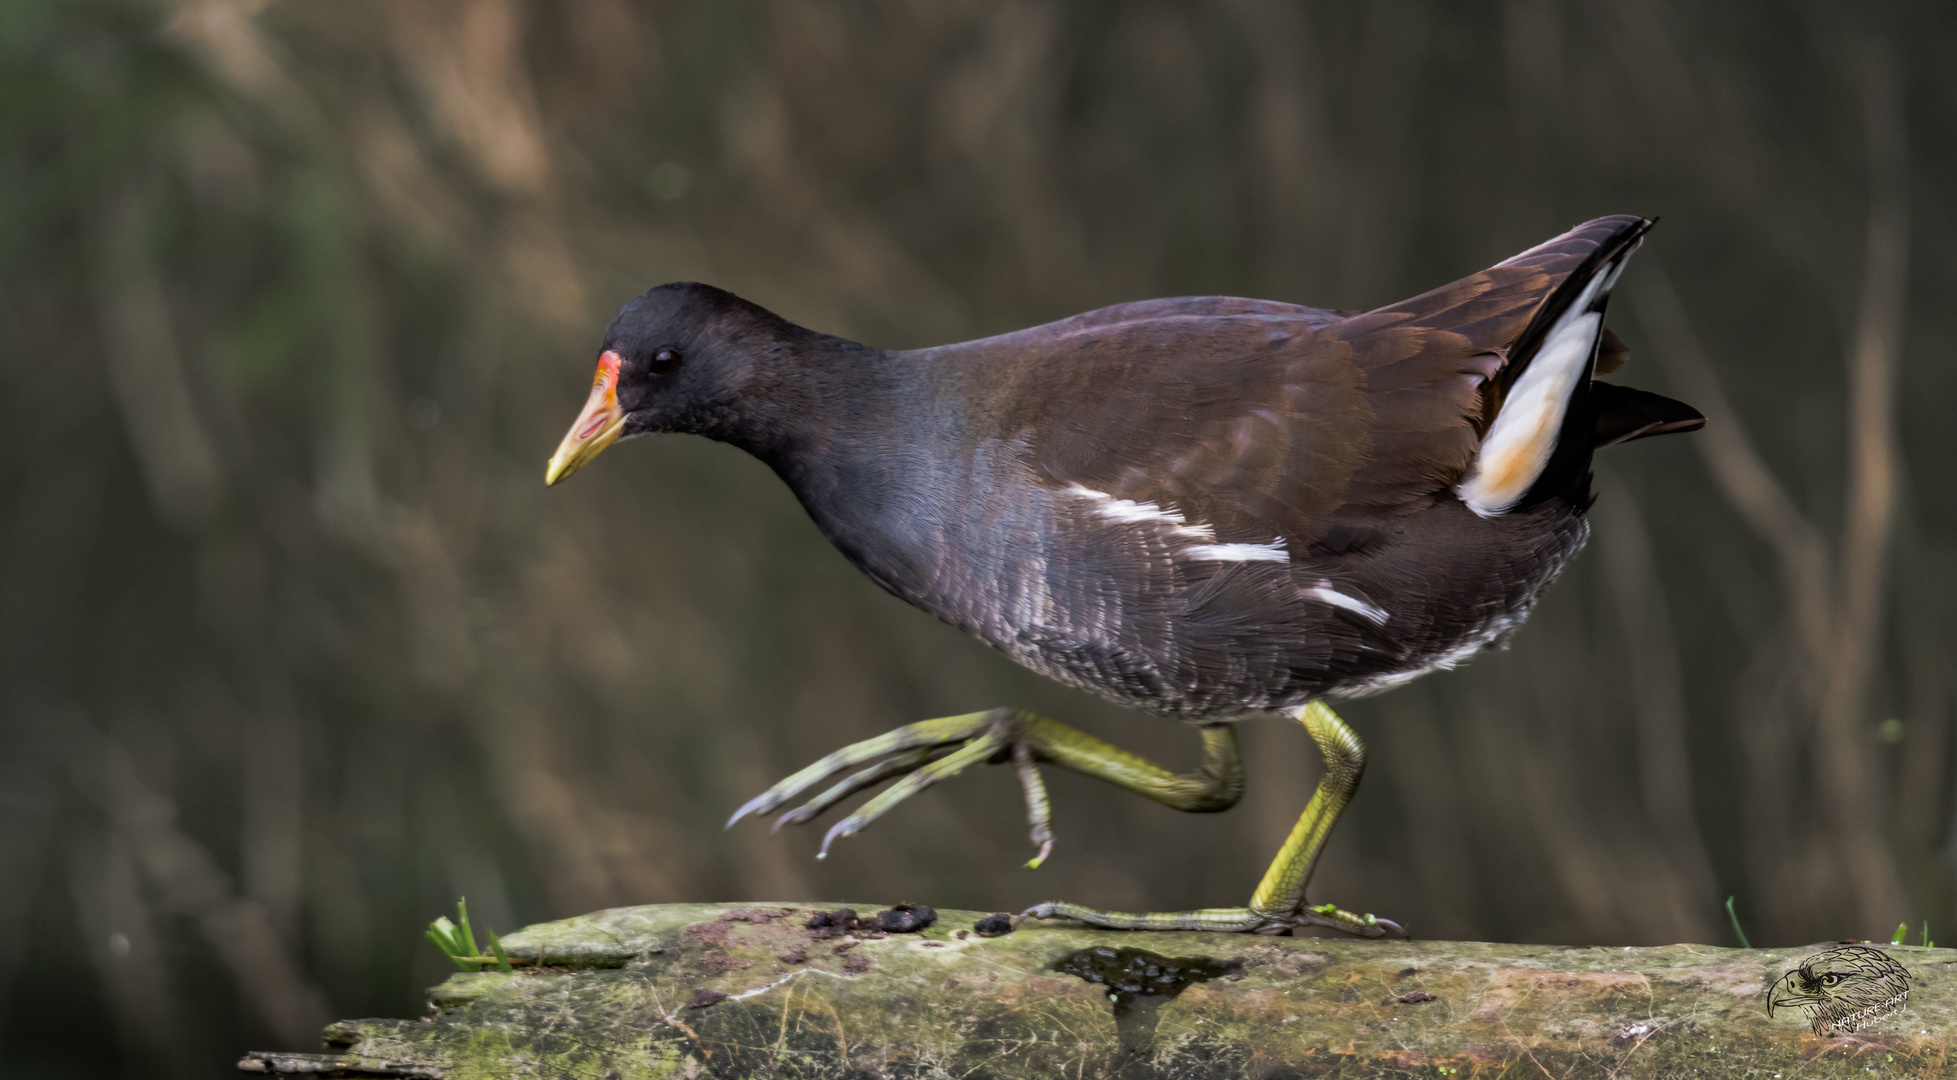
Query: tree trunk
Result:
<box><xmin>239</xmin><ymin>902</ymin><xmax>1953</xmax><ymax>1078</ymax></box>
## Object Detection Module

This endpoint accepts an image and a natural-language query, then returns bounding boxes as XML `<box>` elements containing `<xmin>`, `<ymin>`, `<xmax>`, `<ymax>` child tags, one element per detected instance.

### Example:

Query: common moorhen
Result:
<box><xmin>545</xmin><ymin>214</ymin><xmax>1703</xmax><ymax>936</ymax></box>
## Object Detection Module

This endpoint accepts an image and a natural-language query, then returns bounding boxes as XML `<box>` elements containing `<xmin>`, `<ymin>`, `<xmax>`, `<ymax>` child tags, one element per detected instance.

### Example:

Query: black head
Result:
<box><xmin>607</xmin><ymin>282</ymin><xmax>792</xmax><ymax>436</ymax></box>
<box><xmin>545</xmin><ymin>283</ymin><xmax>843</xmax><ymax>485</ymax></box>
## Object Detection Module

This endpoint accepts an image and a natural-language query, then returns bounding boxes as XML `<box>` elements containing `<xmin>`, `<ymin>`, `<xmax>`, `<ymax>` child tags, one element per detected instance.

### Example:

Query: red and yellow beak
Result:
<box><xmin>544</xmin><ymin>350</ymin><xmax>626</xmax><ymax>486</ymax></box>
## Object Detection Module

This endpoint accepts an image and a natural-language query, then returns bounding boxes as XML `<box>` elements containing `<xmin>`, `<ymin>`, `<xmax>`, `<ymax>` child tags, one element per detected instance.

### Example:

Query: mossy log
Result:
<box><xmin>240</xmin><ymin>902</ymin><xmax>1954</xmax><ymax>1078</ymax></box>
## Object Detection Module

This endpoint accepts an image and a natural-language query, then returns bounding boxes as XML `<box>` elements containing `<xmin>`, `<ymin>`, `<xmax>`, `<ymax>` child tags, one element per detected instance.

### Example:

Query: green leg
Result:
<box><xmin>728</xmin><ymin>708</ymin><xmax>1244</xmax><ymax>866</ymax></box>
<box><xmin>1021</xmin><ymin>702</ymin><xmax>1404</xmax><ymax>937</ymax></box>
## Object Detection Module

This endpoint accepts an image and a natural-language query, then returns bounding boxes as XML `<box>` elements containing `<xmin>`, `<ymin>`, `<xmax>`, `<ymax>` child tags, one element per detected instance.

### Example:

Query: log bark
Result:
<box><xmin>239</xmin><ymin>902</ymin><xmax>1954</xmax><ymax>1078</ymax></box>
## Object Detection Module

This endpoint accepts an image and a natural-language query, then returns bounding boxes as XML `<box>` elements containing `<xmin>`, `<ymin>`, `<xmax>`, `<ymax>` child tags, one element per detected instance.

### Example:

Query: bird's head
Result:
<box><xmin>544</xmin><ymin>282</ymin><xmax>809</xmax><ymax>485</ymax></box>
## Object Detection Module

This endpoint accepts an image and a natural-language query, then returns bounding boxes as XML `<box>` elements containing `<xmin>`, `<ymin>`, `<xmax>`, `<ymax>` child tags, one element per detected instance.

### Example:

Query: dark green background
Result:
<box><xmin>1</xmin><ymin>2</ymin><xmax>1951</xmax><ymax>1076</ymax></box>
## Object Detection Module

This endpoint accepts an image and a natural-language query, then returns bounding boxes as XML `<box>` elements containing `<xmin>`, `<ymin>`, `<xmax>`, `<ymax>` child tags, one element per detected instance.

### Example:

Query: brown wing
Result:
<box><xmin>1006</xmin><ymin>216</ymin><xmax>1650</xmax><ymax>547</ymax></box>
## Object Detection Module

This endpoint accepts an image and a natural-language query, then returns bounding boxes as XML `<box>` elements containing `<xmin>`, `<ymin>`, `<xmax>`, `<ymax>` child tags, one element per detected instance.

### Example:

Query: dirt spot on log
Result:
<box><xmin>685</xmin><ymin>988</ymin><xmax>728</xmax><ymax>1009</ymax></box>
<box><xmin>776</xmin><ymin>945</ymin><xmax>807</xmax><ymax>964</ymax></box>
<box><xmin>805</xmin><ymin>909</ymin><xmax>857</xmax><ymax>940</ymax></box>
<box><xmin>875</xmin><ymin>903</ymin><xmax>936</xmax><ymax>933</ymax></box>
<box><xmin>973</xmin><ymin>913</ymin><xmax>1014</xmax><ymax>937</ymax></box>
<box><xmin>698</xmin><ymin>955</ymin><xmax>754</xmax><ymax>975</ymax></box>
<box><xmin>842</xmin><ymin>953</ymin><xmax>873</xmax><ymax>975</ymax></box>
<box><xmin>689</xmin><ymin>907</ymin><xmax>796</xmax><ymax>950</ymax></box>
<box><xmin>686</xmin><ymin>921</ymin><xmax>733</xmax><ymax>946</ymax></box>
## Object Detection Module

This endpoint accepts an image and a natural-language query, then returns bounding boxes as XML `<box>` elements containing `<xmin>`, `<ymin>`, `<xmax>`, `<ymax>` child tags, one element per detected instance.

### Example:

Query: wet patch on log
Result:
<box><xmin>1053</xmin><ymin>944</ymin><xmax>1243</xmax><ymax>1068</ymax></box>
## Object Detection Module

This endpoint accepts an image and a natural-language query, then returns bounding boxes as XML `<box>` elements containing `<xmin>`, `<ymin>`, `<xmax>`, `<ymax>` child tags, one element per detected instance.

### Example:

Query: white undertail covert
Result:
<box><xmin>1454</xmin><ymin>249</ymin><xmax>1631</xmax><ymax>517</ymax></box>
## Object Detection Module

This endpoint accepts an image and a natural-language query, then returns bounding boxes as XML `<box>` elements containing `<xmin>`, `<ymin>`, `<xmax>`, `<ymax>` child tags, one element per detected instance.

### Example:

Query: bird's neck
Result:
<box><xmin>712</xmin><ymin>330</ymin><xmax>898</xmax><ymax>469</ymax></box>
<box><xmin>715</xmin><ymin>335</ymin><xmax>971</xmax><ymax>587</ymax></box>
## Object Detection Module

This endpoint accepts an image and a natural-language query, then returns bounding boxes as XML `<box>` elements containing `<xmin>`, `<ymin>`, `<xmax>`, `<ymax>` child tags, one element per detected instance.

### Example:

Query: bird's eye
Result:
<box><xmin>650</xmin><ymin>349</ymin><xmax>681</xmax><ymax>375</ymax></box>
<box><xmin>1821</xmin><ymin>974</ymin><xmax>1843</xmax><ymax>985</ymax></box>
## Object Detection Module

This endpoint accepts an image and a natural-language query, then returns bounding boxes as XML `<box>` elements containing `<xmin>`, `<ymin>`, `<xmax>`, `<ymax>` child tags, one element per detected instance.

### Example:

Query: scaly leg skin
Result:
<box><xmin>727</xmin><ymin>708</ymin><xmax>1244</xmax><ymax>868</ymax></box>
<box><xmin>1020</xmin><ymin>701</ymin><xmax>1406</xmax><ymax>938</ymax></box>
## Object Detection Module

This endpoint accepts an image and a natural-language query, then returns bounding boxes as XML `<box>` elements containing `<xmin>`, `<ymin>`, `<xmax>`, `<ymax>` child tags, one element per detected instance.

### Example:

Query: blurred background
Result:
<box><xmin>1</xmin><ymin>0</ymin><xmax>1952</xmax><ymax>1075</ymax></box>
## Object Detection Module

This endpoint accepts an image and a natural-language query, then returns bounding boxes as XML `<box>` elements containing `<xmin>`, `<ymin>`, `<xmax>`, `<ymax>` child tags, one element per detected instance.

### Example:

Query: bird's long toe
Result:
<box><xmin>814</xmin><ymin>727</ymin><xmax>1007</xmax><ymax>857</ymax></box>
<box><xmin>772</xmin><ymin>748</ymin><xmax>946</xmax><ymax>831</ymax></box>
<box><xmin>725</xmin><ymin>709</ymin><xmax>1004</xmax><ymax>829</ymax></box>
<box><xmin>1299</xmin><ymin>901</ymin><xmax>1408</xmax><ymax>939</ymax></box>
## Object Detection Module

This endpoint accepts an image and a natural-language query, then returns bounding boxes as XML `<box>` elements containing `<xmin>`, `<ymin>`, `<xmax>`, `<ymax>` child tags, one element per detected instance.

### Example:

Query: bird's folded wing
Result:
<box><xmin>1018</xmin><ymin>217</ymin><xmax>1646</xmax><ymax>547</ymax></box>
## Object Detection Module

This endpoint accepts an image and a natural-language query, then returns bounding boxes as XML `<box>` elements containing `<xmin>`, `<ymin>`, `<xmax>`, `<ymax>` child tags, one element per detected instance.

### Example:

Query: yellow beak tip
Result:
<box><xmin>543</xmin><ymin>416</ymin><xmax>623</xmax><ymax>489</ymax></box>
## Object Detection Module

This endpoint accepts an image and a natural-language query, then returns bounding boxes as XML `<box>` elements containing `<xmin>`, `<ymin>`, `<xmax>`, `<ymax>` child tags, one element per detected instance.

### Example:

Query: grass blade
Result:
<box><xmin>487</xmin><ymin>927</ymin><xmax>514</xmax><ymax>972</ymax></box>
<box><xmin>1724</xmin><ymin>896</ymin><xmax>1752</xmax><ymax>949</ymax></box>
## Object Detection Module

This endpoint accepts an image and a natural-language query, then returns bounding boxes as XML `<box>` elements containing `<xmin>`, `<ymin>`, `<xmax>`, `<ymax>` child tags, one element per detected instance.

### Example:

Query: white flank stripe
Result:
<box><xmin>1456</xmin><ymin>258</ymin><xmax>1616</xmax><ymax>518</ymax></box>
<box><xmin>1302</xmin><ymin>584</ymin><xmax>1388</xmax><ymax>624</ymax></box>
<box><xmin>1063</xmin><ymin>483</ymin><xmax>1290</xmax><ymax>563</ymax></box>
<box><xmin>1181</xmin><ymin>541</ymin><xmax>1289</xmax><ymax>563</ymax></box>
<box><xmin>1063</xmin><ymin>483</ymin><xmax>1214</xmax><ymax>540</ymax></box>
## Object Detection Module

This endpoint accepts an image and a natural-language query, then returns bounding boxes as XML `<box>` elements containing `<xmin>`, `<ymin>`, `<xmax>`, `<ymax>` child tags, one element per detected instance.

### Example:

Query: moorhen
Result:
<box><xmin>545</xmin><ymin>214</ymin><xmax>1703</xmax><ymax>936</ymax></box>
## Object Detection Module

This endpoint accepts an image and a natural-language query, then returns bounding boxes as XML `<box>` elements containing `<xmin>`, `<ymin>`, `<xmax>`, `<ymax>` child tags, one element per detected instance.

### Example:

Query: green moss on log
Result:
<box><xmin>240</xmin><ymin>903</ymin><xmax>1957</xmax><ymax>1078</ymax></box>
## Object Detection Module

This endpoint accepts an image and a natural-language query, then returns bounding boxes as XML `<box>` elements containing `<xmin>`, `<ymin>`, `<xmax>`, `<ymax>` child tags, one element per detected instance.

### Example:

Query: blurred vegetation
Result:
<box><xmin>0</xmin><ymin>1</ymin><xmax>1951</xmax><ymax>1076</ymax></box>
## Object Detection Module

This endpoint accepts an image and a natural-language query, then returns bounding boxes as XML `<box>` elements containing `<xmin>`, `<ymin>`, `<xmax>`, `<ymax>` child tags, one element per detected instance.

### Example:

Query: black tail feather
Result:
<box><xmin>1590</xmin><ymin>381</ymin><xmax>1706</xmax><ymax>448</ymax></box>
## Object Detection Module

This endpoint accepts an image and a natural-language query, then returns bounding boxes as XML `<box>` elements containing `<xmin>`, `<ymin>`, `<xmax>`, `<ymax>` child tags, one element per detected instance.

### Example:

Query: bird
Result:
<box><xmin>544</xmin><ymin>214</ymin><xmax>1704</xmax><ymax>937</ymax></box>
<box><xmin>1767</xmin><ymin>946</ymin><xmax>1912</xmax><ymax>1035</ymax></box>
